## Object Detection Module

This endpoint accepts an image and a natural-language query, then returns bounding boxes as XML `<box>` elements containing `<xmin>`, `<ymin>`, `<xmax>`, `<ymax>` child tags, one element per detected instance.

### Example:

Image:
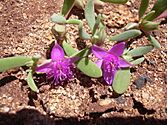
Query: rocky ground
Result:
<box><xmin>0</xmin><ymin>0</ymin><xmax>166</xmax><ymax>125</ymax></box>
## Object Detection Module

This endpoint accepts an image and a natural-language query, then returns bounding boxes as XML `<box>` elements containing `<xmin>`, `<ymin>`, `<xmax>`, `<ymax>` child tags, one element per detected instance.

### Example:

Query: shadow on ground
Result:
<box><xmin>0</xmin><ymin>108</ymin><xmax>166</xmax><ymax>125</ymax></box>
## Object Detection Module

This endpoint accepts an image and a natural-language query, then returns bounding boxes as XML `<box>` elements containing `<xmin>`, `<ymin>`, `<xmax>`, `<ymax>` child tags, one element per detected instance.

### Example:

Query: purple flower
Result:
<box><xmin>156</xmin><ymin>10</ymin><xmax>167</xmax><ymax>19</ymax></box>
<box><xmin>91</xmin><ymin>42</ymin><xmax>131</xmax><ymax>85</ymax></box>
<box><xmin>36</xmin><ymin>43</ymin><xmax>76</xmax><ymax>85</ymax></box>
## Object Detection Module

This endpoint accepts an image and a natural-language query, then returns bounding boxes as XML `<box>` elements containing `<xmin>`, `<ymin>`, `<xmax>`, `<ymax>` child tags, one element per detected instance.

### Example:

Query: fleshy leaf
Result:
<box><xmin>0</xmin><ymin>56</ymin><xmax>32</xmax><ymax>72</ymax></box>
<box><xmin>110</xmin><ymin>29</ymin><xmax>142</xmax><ymax>41</ymax></box>
<box><xmin>61</xmin><ymin>0</ymin><xmax>75</xmax><ymax>17</ymax></box>
<box><xmin>95</xmin><ymin>23</ymin><xmax>106</xmax><ymax>45</ymax></box>
<box><xmin>74</xmin><ymin>0</ymin><xmax>84</xmax><ymax>9</ymax></box>
<box><xmin>127</xmin><ymin>46</ymin><xmax>153</xmax><ymax>57</ymax></box>
<box><xmin>123</xmin><ymin>23</ymin><xmax>139</xmax><ymax>30</ymax></box>
<box><xmin>51</xmin><ymin>13</ymin><xmax>66</xmax><ymax>24</ymax></box>
<box><xmin>148</xmin><ymin>35</ymin><xmax>161</xmax><ymax>49</ymax></box>
<box><xmin>79</xmin><ymin>23</ymin><xmax>91</xmax><ymax>39</ymax></box>
<box><xmin>122</xmin><ymin>55</ymin><xmax>133</xmax><ymax>62</ymax></box>
<box><xmin>130</xmin><ymin>57</ymin><xmax>145</xmax><ymax>65</ymax></box>
<box><xmin>147</xmin><ymin>0</ymin><xmax>167</xmax><ymax>20</ymax></box>
<box><xmin>142</xmin><ymin>10</ymin><xmax>155</xmax><ymax>21</ymax></box>
<box><xmin>92</xmin><ymin>14</ymin><xmax>102</xmax><ymax>35</ymax></box>
<box><xmin>112</xmin><ymin>69</ymin><xmax>131</xmax><ymax>94</ymax></box>
<box><xmin>100</xmin><ymin>0</ymin><xmax>128</xmax><ymax>4</ymax></box>
<box><xmin>123</xmin><ymin>48</ymin><xmax>130</xmax><ymax>55</ymax></box>
<box><xmin>62</xmin><ymin>40</ymin><xmax>77</xmax><ymax>56</ymax></box>
<box><xmin>84</xmin><ymin>0</ymin><xmax>95</xmax><ymax>31</ymax></box>
<box><xmin>92</xmin><ymin>34</ymin><xmax>100</xmax><ymax>44</ymax></box>
<box><xmin>66</xmin><ymin>19</ymin><xmax>82</xmax><ymax>25</ymax></box>
<box><xmin>53</xmin><ymin>24</ymin><xmax>66</xmax><ymax>34</ymax></box>
<box><xmin>62</xmin><ymin>41</ymin><xmax>102</xmax><ymax>77</ymax></box>
<box><xmin>76</xmin><ymin>57</ymin><xmax>102</xmax><ymax>78</ymax></box>
<box><xmin>27</xmin><ymin>70</ymin><xmax>39</xmax><ymax>92</ymax></box>
<box><xmin>72</xmin><ymin>48</ymin><xmax>90</xmax><ymax>58</ymax></box>
<box><xmin>140</xmin><ymin>21</ymin><xmax>159</xmax><ymax>31</ymax></box>
<box><xmin>139</xmin><ymin>0</ymin><xmax>149</xmax><ymax>19</ymax></box>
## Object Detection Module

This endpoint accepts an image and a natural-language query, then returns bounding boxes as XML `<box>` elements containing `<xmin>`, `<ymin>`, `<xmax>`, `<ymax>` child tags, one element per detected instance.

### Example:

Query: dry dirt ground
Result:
<box><xmin>0</xmin><ymin>0</ymin><xmax>167</xmax><ymax>125</ymax></box>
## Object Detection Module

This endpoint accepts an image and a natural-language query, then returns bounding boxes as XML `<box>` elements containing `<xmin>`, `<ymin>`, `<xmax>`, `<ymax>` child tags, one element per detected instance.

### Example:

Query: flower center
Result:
<box><xmin>103</xmin><ymin>54</ymin><xmax>119</xmax><ymax>69</ymax></box>
<box><xmin>52</xmin><ymin>59</ymin><xmax>73</xmax><ymax>84</ymax></box>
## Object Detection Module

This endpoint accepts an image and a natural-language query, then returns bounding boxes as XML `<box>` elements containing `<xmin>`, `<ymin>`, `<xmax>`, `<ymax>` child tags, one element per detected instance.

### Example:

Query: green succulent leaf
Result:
<box><xmin>76</xmin><ymin>57</ymin><xmax>102</xmax><ymax>78</ymax></box>
<box><xmin>92</xmin><ymin>14</ymin><xmax>102</xmax><ymax>35</ymax></box>
<box><xmin>148</xmin><ymin>35</ymin><xmax>161</xmax><ymax>49</ymax></box>
<box><xmin>51</xmin><ymin>13</ymin><xmax>66</xmax><ymax>24</ymax></box>
<box><xmin>91</xmin><ymin>34</ymin><xmax>99</xmax><ymax>44</ymax></box>
<box><xmin>27</xmin><ymin>70</ymin><xmax>39</xmax><ymax>92</ymax></box>
<box><xmin>72</xmin><ymin>48</ymin><xmax>90</xmax><ymax>58</ymax></box>
<box><xmin>97</xmin><ymin>23</ymin><xmax>106</xmax><ymax>41</ymax></box>
<box><xmin>110</xmin><ymin>29</ymin><xmax>142</xmax><ymax>41</ymax></box>
<box><xmin>61</xmin><ymin>0</ymin><xmax>75</xmax><ymax>17</ymax></box>
<box><xmin>139</xmin><ymin>0</ymin><xmax>149</xmax><ymax>19</ymax></box>
<box><xmin>123</xmin><ymin>48</ymin><xmax>130</xmax><ymax>54</ymax></box>
<box><xmin>32</xmin><ymin>54</ymin><xmax>41</xmax><ymax>62</ymax></box>
<box><xmin>100</xmin><ymin>0</ymin><xmax>128</xmax><ymax>4</ymax></box>
<box><xmin>142</xmin><ymin>10</ymin><xmax>155</xmax><ymax>21</ymax></box>
<box><xmin>147</xmin><ymin>0</ymin><xmax>167</xmax><ymax>20</ymax></box>
<box><xmin>74</xmin><ymin>0</ymin><xmax>84</xmax><ymax>9</ymax></box>
<box><xmin>85</xmin><ymin>0</ymin><xmax>95</xmax><ymax>31</ymax></box>
<box><xmin>62</xmin><ymin>40</ymin><xmax>78</xmax><ymax>56</ymax></box>
<box><xmin>130</xmin><ymin>57</ymin><xmax>145</xmax><ymax>65</ymax></box>
<box><xmin>79</xmin><ymin>23</ymin><xmax>91</xmax><ymax>40</ymax></box>
<box><xmin>0</xmin><ymin>56</ymin><xmax>32</xmax><ymax>72</ymax></box>
<box><xmin>122</xmin><ymin>55</ymin><xmax>133</xmax><ymax>62</ymax></box>
<box><xmin>66</xmin><ymin>19</ymin><xmax>82</xmax><ymax>25</ymax></box>
<box><xmin>127</xmin><ymin>46</ymin><xmax>153</xmax><ymax>57</ymax></box>
<box><xmin>140</xmin><ymin>21</ymin><xmax>159</xmax><ymax>31</ymax></box>
<box><xmin>62</xmin><ymin>41</ymin><xmax>102</xmax><ymax>77</ymax></box>
<box><xmin>53</xmin><ymin>24</ymin><xmax>66</xmax><ymax>34</ymax></box>
<box><xmin>123</xmin><ymin>23</ymin><xmax>139</xmax><ymax>30</ymax></box>
<box><xmin>112</xmin><ymin>69</ymin><xmax>131</xmax><ymax>94</ymax></box>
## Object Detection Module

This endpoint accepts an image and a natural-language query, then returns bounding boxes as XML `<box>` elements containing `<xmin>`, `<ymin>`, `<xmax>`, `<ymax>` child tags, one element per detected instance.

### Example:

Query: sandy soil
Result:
<box><xmin>0</xmin><ymin>0</ymin><xmax>166</xmax><ymax>124</ymax></box>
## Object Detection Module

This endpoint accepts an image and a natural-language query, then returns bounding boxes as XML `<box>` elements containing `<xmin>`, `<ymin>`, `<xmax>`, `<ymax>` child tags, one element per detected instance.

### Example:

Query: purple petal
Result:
<box><xmin>102</xmin><ymin>63</ymin><xmax>116</xmax><ymax>85</ymax></box>
<box><xmin>109</xmin><ymin>42</ymin><xmax>125</xmax><ymax>56</ymax></box>
<box><xmin>118</xmin><ymin>58</ymin><xmax>131</xmax><ymax>68</ymax></box>
<box><xmin>36</xmin><ymin>62</ymin><xmax>52</xmax><ymax>74</ymax></box>
<box><xmin>156</xmin><ymin>10</ymin><xmax>167</xmax><ymax>19</ymax></box>
<box><xmin>96</xmin><ymin>59</ymin><xmax>103</xmax><ymax>68</ymax></box>
<box><xmin>91</xmin><ymin>45</ymin><xmax>108</xmax><ymax>59</ymax></box>
<box><xmin>51</xmin><ymin>43</ymin><xmax>65</xmax><ymax>60</ymax></box>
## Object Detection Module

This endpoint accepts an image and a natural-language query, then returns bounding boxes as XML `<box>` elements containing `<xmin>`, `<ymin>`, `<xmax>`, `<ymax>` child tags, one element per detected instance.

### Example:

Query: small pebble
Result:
<box><xmin>3</xmin><ymin>106</ymin><xmax>10</xmax><ymax>112</ymax></box>
<box><xmin>99</xmin><ymin>98</ymin><xmax>112</xmax><ymax>106</ymax></box>
<box><xmin>115</xmin><ymin>96</ymin><xmax>126</xmax><ymax>104</ymax></box>
<box><xmin>134</xmin><ymin>75</ymin><xmax>151</xmax><ymax>89</ymax></box>
<box><xmin>142</xmin><ymin>92</ymin><xmax>149</xmax><ymax>100</ymax></box>
<box><xmin>71</xmin><ymin>95</ymin><xmax>76</xmax><ymax>100</ymax></box>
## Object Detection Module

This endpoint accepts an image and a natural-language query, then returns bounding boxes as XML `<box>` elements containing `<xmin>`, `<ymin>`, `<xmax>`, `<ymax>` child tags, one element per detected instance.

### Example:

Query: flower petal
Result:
<box><xmin>96</xmin><ymin>59</ymin><xmax>103</xmax><ymax>68</ymax></box>
<box><xmin>51</xmin><ymin>43</ymin><xmax>65</xmax><ymax>60</ymax></box>
<box><xmin>109</xmin><ymin>42</ymin><xmax>125</xmax><ymax>56</ymax></box>
<box><xmin>91</xmin><ymin>45</ymin><xmax>108</xmax><ymax>59</ymax></box>
<box><xmin>103</xmin><ymin>63</ymin><xmax>116</xmax><ymax>85</ymax></box>
<box><xmin>36</xmin><ymin>62</ymin><xmax>52</xmax><ymax>74</ymax></box>
<box><xmin>118</xmin><ymin>58</ymin><xmax>131</xmax><ymax>68</ymax></box>
<box><xmin>156</xmin><ymin>10</ymin><xmax>167</xmax><ymax>19</ymax></box>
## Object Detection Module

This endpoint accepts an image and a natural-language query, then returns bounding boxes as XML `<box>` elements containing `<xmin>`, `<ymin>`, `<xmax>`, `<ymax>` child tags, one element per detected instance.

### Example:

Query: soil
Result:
<box><xmin>0</xmin><ymin>0</ymin><xmax>167</xmax><ymax>125</ymax></box>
